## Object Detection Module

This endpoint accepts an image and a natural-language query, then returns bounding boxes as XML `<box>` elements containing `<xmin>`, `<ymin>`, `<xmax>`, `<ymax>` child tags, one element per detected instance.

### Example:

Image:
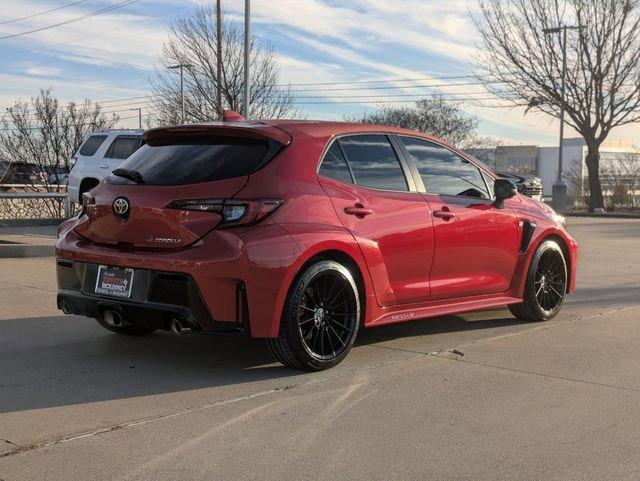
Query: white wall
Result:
<box><xmin>538</xmin><ymin>143</ymin><xmax>585</xmax><ymax>196</ymax></box>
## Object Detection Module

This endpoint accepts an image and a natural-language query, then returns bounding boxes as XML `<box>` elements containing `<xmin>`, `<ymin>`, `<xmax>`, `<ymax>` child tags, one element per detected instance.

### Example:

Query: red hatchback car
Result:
<box><xmin>56</xmin><ymin>113</ymin><xmax>578</xmax><ymax>370</ymax></box>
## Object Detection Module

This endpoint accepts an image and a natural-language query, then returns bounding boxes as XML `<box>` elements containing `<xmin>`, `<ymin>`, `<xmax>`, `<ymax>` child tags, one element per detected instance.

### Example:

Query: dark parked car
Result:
<box><xmin>497</xmin><ymin>172</ymin><xmax>543</xmax><ymax>201</ymax></box>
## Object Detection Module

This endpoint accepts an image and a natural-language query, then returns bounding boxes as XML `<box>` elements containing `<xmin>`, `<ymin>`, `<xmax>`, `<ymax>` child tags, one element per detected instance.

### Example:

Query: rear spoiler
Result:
<box><xmin>143</xmin><ymin>123</ymin><xmax>292</xmax><ymax>147</ymax></box>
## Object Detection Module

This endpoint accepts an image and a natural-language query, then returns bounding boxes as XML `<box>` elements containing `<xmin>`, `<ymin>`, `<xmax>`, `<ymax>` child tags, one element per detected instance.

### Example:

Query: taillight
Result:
<box><xmin>168</xmin><ymin>199</ymin><xmax>283</xmax><ymax>227</ymax></box>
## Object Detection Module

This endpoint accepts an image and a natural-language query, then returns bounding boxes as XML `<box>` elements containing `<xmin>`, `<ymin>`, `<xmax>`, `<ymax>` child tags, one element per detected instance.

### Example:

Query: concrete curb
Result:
<box><xmin>565</xmin><ymin>212</ymin><xmax>640</xmax><ymax>219</ymax></box>
<box><xmin>0</xmin><ymin>243</ymin><xmax>54</xmax><ymax>258</ymax></box>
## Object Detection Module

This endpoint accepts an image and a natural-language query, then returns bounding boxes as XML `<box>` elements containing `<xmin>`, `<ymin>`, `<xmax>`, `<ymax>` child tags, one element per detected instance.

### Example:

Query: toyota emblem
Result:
<box><xmin>112</xmin><ymin>197</ymin><xmax>130</xmax><ymax>217</ymax></box>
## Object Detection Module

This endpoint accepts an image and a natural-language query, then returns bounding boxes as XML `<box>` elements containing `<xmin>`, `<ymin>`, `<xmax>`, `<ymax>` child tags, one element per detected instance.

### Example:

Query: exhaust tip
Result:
<box><xmin>103</xmin><ymin>310</ymin><xmax>123</xmax><ymax>327</ymax></box>
<box><xmin>59</xmin><ymin>300</ymin><xmax>72</xmax><ymax>315</ymax></box>
<box><xmin>170</xmin><ymin>318</ymin><xmax>183</xmax><ymax>335</ymax></box>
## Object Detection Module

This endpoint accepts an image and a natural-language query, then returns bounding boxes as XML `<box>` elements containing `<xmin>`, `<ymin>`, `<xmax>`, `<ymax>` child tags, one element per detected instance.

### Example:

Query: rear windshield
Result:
<box><xmin>79</xmin><ymin>135</ymin><xmax>107</xmax><ymax>156</ymax></box>
<box><xmin>111</xmin><ymin>136</ymin><xmax>270</xmax><ymax>185</ymax></box>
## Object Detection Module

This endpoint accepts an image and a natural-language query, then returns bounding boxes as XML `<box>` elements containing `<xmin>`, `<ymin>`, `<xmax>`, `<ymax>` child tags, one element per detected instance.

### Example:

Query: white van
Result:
<box><xmin>67</xmin><ymin>129</ymin><xmax>143</xmax><ymax>203</ymax></box>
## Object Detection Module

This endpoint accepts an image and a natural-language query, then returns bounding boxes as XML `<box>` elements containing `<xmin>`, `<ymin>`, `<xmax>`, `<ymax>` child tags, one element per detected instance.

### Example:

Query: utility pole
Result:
<box><xmin>243</xmin><ymin>0</ymin><xmax>250</xmax><ymax>118</ymax></box>
<box><xmin>216</xmin><ymin>0</ymin><xmax>222</xmax><ymax>118</ymax></box>
<box><xmin>168</xmin><ymin>64</ymin><xmax>191</xmax><ymax>124</ymax></box>
<box><xmin>129</xmin><ymin>108</ymin><xmax>142</xmax><ymax>129</ymax></box>
<box><xmin>542</xmin><ymin>24</ymin><xmax>583</xmax><ymax>212</ymax></box>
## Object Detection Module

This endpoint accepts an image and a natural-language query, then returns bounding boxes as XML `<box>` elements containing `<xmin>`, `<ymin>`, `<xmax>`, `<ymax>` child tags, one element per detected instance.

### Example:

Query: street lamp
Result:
<box><xmin>243</xmin><ymin>0</ymin><xmax>250</xmax><ymax>118</ymax></box>
<box><xmin>129</xmin><ymin>108</ymin><xmax>142</xmax><ymax>129</ymax></box>
<box><xmin>168</xmin><ymin>63</ymin><xmax>192</xmax><ymax>124</ymax></box>
<box><xmin>542</xmin><ymin>24</ymin><xmax>584</xmax><ymax>212</ymax></box>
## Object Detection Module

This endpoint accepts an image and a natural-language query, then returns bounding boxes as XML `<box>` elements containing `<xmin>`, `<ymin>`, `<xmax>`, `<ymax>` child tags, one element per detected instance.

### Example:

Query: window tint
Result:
<box><xmin>400</xmin><ymin>137</ymin><xmax>489</xmax><ymax>198</ymax></box>
<box><xmin>79</xmin><ymin>135</ymin><xmax>107</xmax><ymax>156</ymax></box>
<box><xmin>318</xmin><ymin>142</ymin><xmax>353</xmax><ymax>183</ymax></box>
<box><xmin>111</xmin><ymin>136</ymin><xmax>269</xmax><ymax>186</ymax></box>
<box><xmin>105</xmin><ymin>136</ymin><xmax>141</xmax><ymax>160</ymax></box>
<box><xmin>481</xmin><ymin>171</ymin><xmax>495</xmax><ymax>199</ymax></box>
<box><xmin>338</xmin><ymin>135</ymin><xmax>408</xmax><ymax>191</ymax></box>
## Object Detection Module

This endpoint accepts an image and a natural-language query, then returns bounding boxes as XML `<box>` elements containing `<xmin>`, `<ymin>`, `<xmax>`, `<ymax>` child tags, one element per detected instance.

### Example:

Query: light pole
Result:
<box><xmin>129</xmin><ymin>108</ymin><xmax>142</xmax><ymax>129</ymax></box>
<box><xmin>542</xmin><ymin>24</ymin><xmax>583</xmax><ymax>212</ymax></box>
<box><xmin>168</xmin><ymin>64</ymin><xmax>191</xmax><ymax>124</ymax></box>
<box><xmin>243</xmin><ymin>0</ymin><xmax>250</xmax><ymax>118</ymax></box>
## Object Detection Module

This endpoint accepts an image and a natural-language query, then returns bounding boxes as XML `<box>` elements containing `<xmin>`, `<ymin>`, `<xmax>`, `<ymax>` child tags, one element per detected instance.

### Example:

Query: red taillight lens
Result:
<box><xmin>168</xmin><ymin>199</ymin><xmax>282</xmax><ymax>227</ymax></box>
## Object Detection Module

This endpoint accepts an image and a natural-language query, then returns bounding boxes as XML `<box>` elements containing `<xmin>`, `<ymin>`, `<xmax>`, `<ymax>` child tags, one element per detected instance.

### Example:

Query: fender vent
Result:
<box><xmin>519</xmin><ymin>220</ymin><xmax>536</xmax><ymax>253</ymax></box>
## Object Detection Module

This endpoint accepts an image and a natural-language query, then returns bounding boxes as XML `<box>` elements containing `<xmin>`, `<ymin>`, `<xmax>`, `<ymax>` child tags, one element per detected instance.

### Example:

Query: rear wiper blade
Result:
<box><xmin>112</xmin><ymin>168</ymin><xmax>144</xmax><ymax>183</ymax></box>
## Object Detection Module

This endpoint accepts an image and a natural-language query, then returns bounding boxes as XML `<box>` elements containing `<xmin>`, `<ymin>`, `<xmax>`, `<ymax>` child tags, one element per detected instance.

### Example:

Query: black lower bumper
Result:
<box><xmin>56</xmin><ymin>260</ymin><xmax>248</xmax><ymax>334</ymax></box>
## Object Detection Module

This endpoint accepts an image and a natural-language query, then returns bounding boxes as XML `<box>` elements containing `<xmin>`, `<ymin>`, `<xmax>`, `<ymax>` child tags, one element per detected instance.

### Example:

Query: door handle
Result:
<box><xmin>99</xmin><ymin>164</ymin><xmax>109</xmax><ymax>169</ymax></box>
<box><xmin>344</xmin><ymin>204</ymin><xmax>373</xmax><ymax>217</ymax></box>
<box><xmin>433</xmin><ymin>208</ymin><xmax>456</xmax><ymax>220</ymax></box>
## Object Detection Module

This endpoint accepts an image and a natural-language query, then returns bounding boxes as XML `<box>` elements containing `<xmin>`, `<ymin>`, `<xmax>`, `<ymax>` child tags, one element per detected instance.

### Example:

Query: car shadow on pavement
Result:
<box><xmin>0</xmin><ymin>310</ymin><xmax>527</xmax><ymax>414</ymax></box>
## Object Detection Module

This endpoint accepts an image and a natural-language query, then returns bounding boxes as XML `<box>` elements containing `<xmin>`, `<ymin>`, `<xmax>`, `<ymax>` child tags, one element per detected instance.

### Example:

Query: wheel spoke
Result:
<box><xmin>329</xmin><ymin>325</ymin><xmax>347</xmax><ymax>348</ymax></box>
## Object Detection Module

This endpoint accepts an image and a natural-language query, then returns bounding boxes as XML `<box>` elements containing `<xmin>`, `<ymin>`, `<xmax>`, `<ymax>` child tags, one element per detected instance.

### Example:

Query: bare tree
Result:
<box><xmin>151</xmin><ymin>4</ymin><xmax>297</xmax><ymax>124</ymax></box>
<box><xmin>0</xmin><ymin>89</ymin><xmax>117</xmax><ymax>216</ymax></box>
<box><xmin>474</xmin><ymin>0</ymin><xmax>640</xmax><ymax>211</ymax></box>
<box><xmin>346</xmin><ymin>97</ymin><xmax>489</xmax><ymax>149</ymax></box>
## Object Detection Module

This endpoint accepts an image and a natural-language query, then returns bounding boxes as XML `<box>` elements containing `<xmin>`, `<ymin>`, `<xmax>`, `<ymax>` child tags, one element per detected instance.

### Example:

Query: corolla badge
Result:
<box><xmin>112</xmin><ymin>197</ymin><xmax>130</xmax><ymax>217</ymax></box>
<box><xmin>144</xmin><ymin>235</ymin><xmax>182</xmax><ymax>245</ymax></box>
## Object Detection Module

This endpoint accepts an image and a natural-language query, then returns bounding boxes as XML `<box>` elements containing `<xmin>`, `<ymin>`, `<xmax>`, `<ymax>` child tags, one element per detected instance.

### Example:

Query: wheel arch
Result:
<box><xmin>263</xmin><ymin>228</ymin><xmax>374</xmax><ymax>338</ymax></box>
<box><xmin>79</xmin><ymin>177</ymin><xmax>100</xmax><ymax>197</ymax></box>
<box><xmin>543</xmin><ymin>234</ymin><xmax>572</xmax><ymax>293</ymax></box>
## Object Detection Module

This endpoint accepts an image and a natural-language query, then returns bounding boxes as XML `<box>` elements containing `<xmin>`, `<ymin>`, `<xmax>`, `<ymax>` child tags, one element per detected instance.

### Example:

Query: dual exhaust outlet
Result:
<box><xmin>102</xmin><ymin>309</ymin><xmax>189</xmax><ymax>335</ymax></box>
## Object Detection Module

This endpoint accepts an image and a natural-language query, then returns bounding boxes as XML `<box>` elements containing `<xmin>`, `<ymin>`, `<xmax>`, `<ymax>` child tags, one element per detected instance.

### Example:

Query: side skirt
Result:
<box><xmin>367</xmin><ymin>294</ymin><xmax>522</xmax><ymax>328</ymax></box>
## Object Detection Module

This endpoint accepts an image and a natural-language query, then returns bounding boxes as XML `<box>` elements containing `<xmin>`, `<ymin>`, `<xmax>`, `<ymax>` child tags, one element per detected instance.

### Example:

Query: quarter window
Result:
<box><xmin>400</xmin><ymin>136</ymin><xmax>490</xmax><ymax>199</ymax></box>
<box><xmin>105</xmin><ymin>136</ymin><xmax>142</xmax><ymax>160</ymax></box>
<box><xmin>318</xmin><ymin>142</ymin><xmax>353</xmax><ymax>184</ymax></box>
<box><xmin>79</xmin><ymin>135</ymin><xmax>107</xmax><ymax>156</ymax></box>
<box><xmin>338</xmin><ymin>135</ymin><xmax>408</xmax><ymax>191</ymax></box>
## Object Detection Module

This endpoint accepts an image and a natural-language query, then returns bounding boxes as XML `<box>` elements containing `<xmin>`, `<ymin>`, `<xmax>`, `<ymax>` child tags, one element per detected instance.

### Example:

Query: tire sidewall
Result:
<box><xmin>282</xmin><ymin>260</ymin><xmax>361</xmax><ymax>370</ymax></box>
<box><xmin>525</xmin><ymin>240</ymin><xmax>567</xmax><ymax>320</ymax></box>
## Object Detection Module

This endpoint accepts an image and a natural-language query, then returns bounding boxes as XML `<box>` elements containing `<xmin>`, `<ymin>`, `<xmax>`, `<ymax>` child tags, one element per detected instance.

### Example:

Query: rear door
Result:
<box><xmin>318</xmin><ymin>134</ymin><xmax>434</xmax><ymax>307</ymax></box>
<box><xmin>99</xmin><ymin>135</ymin><xmax>142</xmax><ymax>173</ymax></box>
<box><xmin>397</xmin><ymin>136</ymin><xmax>520</xmax><ymax>300</ymax></box>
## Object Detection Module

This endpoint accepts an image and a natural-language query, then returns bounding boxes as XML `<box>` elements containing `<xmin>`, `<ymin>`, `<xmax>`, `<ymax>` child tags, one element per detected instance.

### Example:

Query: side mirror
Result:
<box><xmin>494</xmin><ymin>179</ymin><xmax>517</xmax><ymax>208</ymax></box>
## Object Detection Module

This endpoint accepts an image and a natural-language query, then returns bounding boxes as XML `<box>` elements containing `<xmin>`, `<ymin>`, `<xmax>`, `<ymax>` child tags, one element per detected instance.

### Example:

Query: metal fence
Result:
<box><xmin>0</xmin><ymin>192</ymin><xmax>71</xmax><ymax>220</ymax></box>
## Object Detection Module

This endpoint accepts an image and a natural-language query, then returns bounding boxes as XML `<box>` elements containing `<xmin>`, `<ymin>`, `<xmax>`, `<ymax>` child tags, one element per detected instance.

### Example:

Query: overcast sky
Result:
<box><xmin>1</xmin><ymin>0</ymin><xmax>638</xmax><ymax>145</ymax></box>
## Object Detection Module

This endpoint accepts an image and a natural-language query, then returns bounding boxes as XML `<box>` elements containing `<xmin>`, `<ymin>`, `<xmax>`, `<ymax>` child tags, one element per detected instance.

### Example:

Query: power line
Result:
<box><xmin>0</xmin><ymin>0</ymin><xmax>91</xmax><ymax>26</ymax></box>
<box><xmin>0</xmin><ymin>0</ymin><xmax>139</xmax><ymax>40</ymax></box>
<box><xmin>274</xmin><ymin>74</ymin><xmax>492</xmax><ymax>87</ymax></box>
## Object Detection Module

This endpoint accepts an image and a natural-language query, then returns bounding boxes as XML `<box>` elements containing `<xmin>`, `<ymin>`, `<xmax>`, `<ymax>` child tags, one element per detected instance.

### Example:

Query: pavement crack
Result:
<box><xmin>436</xmin><ymin>355</ymin><xmax>640</xmax><ymax>394</ymax></box>
<box><xmin>2</xmin><ymin>439</ymin><xmax>22</xmax><ymax>449</ymax></box>
<box><xmin>0</xmin><ymin>355</ymin><xmax>420</xmax><ymax>459</ymax></box>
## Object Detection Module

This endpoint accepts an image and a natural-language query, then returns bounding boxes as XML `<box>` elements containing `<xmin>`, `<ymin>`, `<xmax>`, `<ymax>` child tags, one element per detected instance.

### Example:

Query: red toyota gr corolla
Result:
<box><xmin>56</xmin><ymin>112</ymin><xmax>578</xmax><ymax>370</ymax></box>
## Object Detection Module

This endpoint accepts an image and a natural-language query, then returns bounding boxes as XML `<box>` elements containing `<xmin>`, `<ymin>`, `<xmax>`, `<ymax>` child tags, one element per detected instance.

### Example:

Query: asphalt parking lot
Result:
<box><xmin>1</xmin><ymin>217</ymin><xmax>639</xmax><ymax>480</ymax></box>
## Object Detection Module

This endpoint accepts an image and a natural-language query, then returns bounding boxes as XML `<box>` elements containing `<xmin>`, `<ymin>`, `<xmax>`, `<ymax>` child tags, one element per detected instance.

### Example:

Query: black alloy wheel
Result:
<box><xmin>509</xmin><ymin>240</ymin><xmax>567</xmax><ymax>322</ymax></box>
<box><xmin>267</xmin><ymin>260</ymin><xmax>361</xmax><ymax>370</ymax></box>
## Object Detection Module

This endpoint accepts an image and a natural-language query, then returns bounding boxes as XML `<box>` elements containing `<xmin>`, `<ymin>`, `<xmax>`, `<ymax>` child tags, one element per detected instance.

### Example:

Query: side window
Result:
<box><xmin>400</xmin><ymin>136</ymin><xmax>490</xmax><ymax>199</ymax></box>
<box><xmin>79</xmin><ymin>135</ymin><xmax>107</xmax><ymax>156</ymax></box>
<box><xmin>105</xmin><ymin>137</ymin><xmax>142</xmax><ymax>160</ymax></box>
<box><xmin>338</xmin><ymin>135</ymin><xmax>408</xmax><ymax>191</ymax></box>
<box><xmin>481</xmin><ymin>171</ymin><xmax>495</xmax><ymax>199</ymax></box>
<box><xmin>318</xmin><ymin>142</ymin><xmax>353</xmax><ymax>184</ymax></box>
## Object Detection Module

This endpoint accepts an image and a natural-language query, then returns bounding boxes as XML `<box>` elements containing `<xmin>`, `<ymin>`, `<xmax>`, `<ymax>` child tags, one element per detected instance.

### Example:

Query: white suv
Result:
<box><xmin>68</xmin><ymin>129</ymin><xmax>143</xmax><ymax>203</ymax></box>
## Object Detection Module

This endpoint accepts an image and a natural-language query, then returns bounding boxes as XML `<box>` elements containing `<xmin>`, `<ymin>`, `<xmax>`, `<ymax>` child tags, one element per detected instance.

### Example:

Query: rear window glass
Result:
<box><xmin>105</xmin><ymin>136</ymin><xmax>141</xmax><ymax>159</ymax></box>
<box><xmin>79</xmin><ymin>135</ymin><xmax>107</xmax><ymax>156</ymax></box>
<box><xmin>113</xmin><ymin>136</ymin><xmax>269</xmax><ymax>185</ymax></box>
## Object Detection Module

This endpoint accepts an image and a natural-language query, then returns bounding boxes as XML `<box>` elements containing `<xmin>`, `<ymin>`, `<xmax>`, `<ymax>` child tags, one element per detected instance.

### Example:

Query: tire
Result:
<box><xmin>267</xmin><ymin>260</ymin><xmax>361</xmax><ymax>371</ymax></box>
<box><xmin>96</xmin><ymin>317</ymin><xmax>156</xmax><ymax>336</ymax></box>
<box><xmin>509</xmin><ymin>240</ymin><xmax>567</xmax><ymax>322</ymax></box>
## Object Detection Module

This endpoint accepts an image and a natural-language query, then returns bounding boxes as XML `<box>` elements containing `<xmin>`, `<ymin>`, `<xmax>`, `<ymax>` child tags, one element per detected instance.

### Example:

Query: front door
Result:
<box><xmin>397</xmin><ymin>136</ymin><xmax>520</xmax><ymax>300</ymax></box>
<box><xmin>318</xmin><ymin>135</ymin><xmax>434</xmax><ymax>307</ymax></box>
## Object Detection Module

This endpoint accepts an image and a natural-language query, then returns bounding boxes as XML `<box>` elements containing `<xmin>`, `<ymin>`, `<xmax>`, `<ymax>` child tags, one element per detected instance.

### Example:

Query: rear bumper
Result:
<box><xmin>56</xmin><ymin>260</ymin><xmax>249</xmax><ymax>334</ymax></box>
<box><xmin>55</xmin><ymin>222</ymin><xmax>302</xmax><ymax>337</ymax></box>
